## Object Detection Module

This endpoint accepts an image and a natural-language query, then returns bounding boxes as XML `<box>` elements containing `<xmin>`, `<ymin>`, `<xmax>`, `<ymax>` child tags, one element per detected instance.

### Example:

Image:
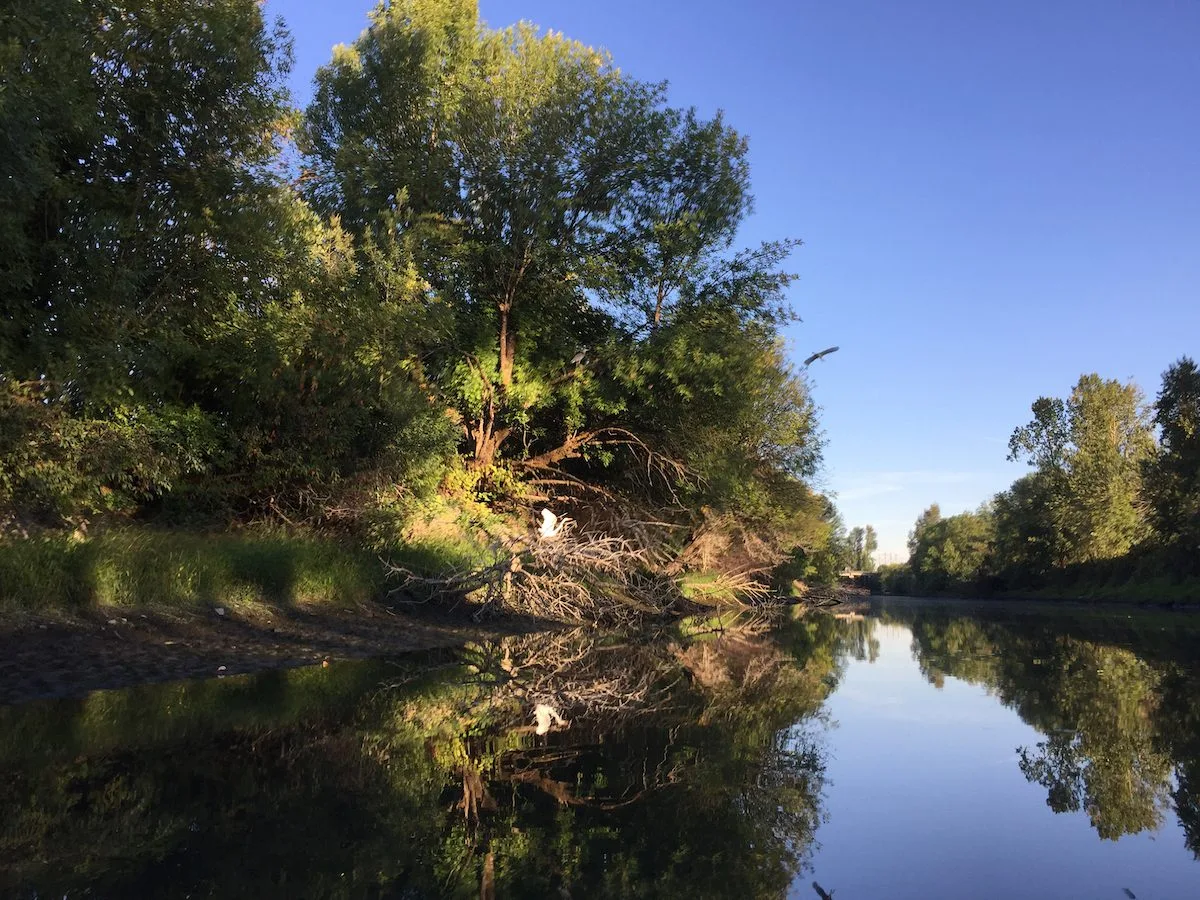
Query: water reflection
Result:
<box><xmin>889</xmin><ymin>603</ymin><xmax>1200</xmax><ymax>853</ymax></box>
<box><xmin>4</xmin><ymin>605</ymin><xmax>1200</xmax><ymax>898</ymax></box>
<box><xmin>0</xmin><ymin>614</ymin><xmax>858</xmax><ymax>899</ymax></box>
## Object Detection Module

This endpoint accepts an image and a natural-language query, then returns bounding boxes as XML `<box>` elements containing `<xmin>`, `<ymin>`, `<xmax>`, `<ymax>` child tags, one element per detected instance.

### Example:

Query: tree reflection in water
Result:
<box><xmin>894</xmin><ymin>604</ymin><xmax>1200</xmax><ymax>852</ymax></box>
<box><xmin>0</xmin><ymin>613</ymin><xmax>865</xmax><ymax>898</ymax></box>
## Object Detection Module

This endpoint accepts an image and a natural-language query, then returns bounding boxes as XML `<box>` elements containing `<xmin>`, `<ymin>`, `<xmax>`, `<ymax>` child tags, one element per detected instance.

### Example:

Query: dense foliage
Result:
<box><xmin>1</xmin><ymin>1</ymin><xmax>828</xmax><ymax>582</ymax></box>
<box><xmin>888</xmin><ymin>362</ymin><xmax>1199</xmax><ymax>597</ymax></box>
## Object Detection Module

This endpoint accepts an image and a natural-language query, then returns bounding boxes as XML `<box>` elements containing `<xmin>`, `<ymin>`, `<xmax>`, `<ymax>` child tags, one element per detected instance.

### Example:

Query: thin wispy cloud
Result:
<box><xmin>831</xmin><ymin>470</ymin><xmax>980</xmax><ymax>503</ymax></box>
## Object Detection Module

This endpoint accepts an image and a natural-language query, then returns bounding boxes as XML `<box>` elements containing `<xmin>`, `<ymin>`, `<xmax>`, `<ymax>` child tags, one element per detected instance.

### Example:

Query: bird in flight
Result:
<box><xmin>803</xmin><ymin>346</ymin><xmax>839</xmax><ymax>366</ymax></box>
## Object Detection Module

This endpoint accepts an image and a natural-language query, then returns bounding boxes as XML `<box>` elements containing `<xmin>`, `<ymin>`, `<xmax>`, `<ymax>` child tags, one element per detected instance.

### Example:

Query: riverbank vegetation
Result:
<box><xmin>0</xmin><ymin>1</ymin><xmax>843</xmax><ymax>622</ymax></box>
<box><xmin>884</xmin><ymin>359</ymin><xmax>1200</xmax><ymax>601</ymax></box>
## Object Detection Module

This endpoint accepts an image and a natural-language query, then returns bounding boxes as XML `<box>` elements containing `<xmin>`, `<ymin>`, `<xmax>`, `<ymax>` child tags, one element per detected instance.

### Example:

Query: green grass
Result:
<box><xmin>0</xmin><ymin>529</ymin><xmax>386</xmax><ymax>618</ymax></box>
<box><xmin>385</xmin><ymin>531</ymin><xmax>496</xmax><ymax>577</ymax></box>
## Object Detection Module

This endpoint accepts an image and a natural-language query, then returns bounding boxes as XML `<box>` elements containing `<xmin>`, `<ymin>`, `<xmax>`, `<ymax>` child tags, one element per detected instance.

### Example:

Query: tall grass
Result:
<box><xmin>0</xmin><ymin>530</ymin><xmax>386</xmax><ymax>617</ymax></box>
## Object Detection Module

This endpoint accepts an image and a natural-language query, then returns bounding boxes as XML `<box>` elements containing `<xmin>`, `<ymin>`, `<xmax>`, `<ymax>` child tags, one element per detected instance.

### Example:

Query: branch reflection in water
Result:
<box><xmin>0</xmin><ymin>612</ymin><xmax>867</xmax><ymax>898</ymax></box>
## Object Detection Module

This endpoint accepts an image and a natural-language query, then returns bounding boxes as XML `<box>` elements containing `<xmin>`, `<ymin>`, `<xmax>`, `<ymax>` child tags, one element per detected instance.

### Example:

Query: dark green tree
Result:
<box><xmin>300</xmin><ymin>1</ymin><xmax>807</xmax><ymax>476</ymax></box>
<box><xmin>907</xmin><ymin>504</ymin><xmax>942</xmax><ymax>557</ymax></box>
<box><xmin>1143</xmin><ymin>357</ymin><xmax>1200</xmax><ymax>572</ymax></box>
<box><xmin>992</xmin><ymin>472</ymin><xmax>1062</xmax><ymax>577</ymax></box>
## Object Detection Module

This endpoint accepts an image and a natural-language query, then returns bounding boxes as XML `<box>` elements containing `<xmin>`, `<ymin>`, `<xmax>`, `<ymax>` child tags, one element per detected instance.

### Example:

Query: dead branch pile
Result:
<box><xmin>386</xmin><ymin>516</ymin><xmax>700</xmax><ymax>626</ymax></box>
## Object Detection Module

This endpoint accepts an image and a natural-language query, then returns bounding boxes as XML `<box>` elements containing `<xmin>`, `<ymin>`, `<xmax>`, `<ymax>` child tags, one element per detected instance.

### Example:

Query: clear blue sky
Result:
<box><xmin>266</xmin><ymin>0</ymin><xmax>1200</xmax><ymax>561</ymax></box>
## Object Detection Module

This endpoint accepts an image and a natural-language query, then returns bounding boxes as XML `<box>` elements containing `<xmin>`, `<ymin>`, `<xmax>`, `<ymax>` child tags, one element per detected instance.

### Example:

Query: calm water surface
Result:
<box><xmin>2</xmin><ymin>600</ymin><xmax>1199</xmax><ymax>898</ymax></box>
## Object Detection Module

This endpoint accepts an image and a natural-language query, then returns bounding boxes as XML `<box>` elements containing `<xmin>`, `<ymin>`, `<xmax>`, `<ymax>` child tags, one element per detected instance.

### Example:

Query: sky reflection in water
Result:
<box><xmin>2</xmin><ymin>601</ymin><xmax>1199</xmax><ymax>899</ymax></box>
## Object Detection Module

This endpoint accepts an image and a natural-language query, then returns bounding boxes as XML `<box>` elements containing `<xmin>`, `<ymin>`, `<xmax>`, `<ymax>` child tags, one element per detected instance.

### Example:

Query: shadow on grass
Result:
<box><xmin>0</xmin><ymin>530</ymin><xmax>388</xmax><ymax>619</ymax></box>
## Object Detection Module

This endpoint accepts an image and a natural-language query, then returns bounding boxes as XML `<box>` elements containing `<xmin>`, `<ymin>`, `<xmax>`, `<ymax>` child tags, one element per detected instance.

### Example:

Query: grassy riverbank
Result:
<box><xmin>0</xmin><ymin>530</ymin><xmax>386</xmax><ymax>619</ymax></box>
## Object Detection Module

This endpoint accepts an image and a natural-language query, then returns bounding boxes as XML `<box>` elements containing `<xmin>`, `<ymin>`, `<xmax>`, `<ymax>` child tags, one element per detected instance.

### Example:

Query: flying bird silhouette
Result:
<box><xmin>803</xmin><ymin>346</ymin><xmax>839</xmax><ymax>366</ymax></box>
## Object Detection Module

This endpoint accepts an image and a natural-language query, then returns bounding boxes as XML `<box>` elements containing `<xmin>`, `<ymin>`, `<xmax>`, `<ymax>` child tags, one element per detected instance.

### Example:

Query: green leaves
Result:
<box><xmin>1</xmin><ymin>0</ymin><xmax>292</xmax><ymax>399</ymax></box>
<box><xmin>1008</xmin><ymin>374</ymin><xmax>1154</xmax><ymax>565</ymax></box>
<box><xmin>1143</xmin><ymin>357</ymin><xmax>1200</xmax><ymax>569</ymax></box>
<box><xmin>1</xmin><ymin>0</ymin><xmax>826</xmax><ymax>573</ymax></box>
<box><xmin>908</xmin><ymin>507</ymin><xmax>995</xmax><ymax>589</ymax></box>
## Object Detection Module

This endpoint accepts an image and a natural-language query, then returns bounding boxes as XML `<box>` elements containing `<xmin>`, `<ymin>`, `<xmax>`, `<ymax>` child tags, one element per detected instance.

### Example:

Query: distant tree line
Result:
<box><xmin>884</xmin><ymin>361</ymin><xmax>1200</xmax><ymax>597</ymax></box>
<box><xmin>0</xmin><ymin>1</ymin><xmax>833</xmax><ymax>577</ymax></box>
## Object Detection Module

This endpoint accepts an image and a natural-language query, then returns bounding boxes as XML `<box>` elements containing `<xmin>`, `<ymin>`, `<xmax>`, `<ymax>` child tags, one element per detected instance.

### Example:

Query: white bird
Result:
<box><xmin>538</xmin><ymin>508</ymin><xmax>569</xmax><ymax>539</ymax></box>
<box><xmin>533</xmin><ymin>703</ymin><xmax>566</xmax><ymax>735</ymax></box>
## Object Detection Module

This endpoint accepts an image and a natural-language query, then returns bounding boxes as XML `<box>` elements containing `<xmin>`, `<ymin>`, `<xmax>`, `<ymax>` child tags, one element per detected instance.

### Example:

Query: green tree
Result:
<box><xmin>298</xmin><ymin>0</ymin><xmax>825</xmax><ymax>572</ymax></box>
<box><xmin>992</xmin><ymin>471</ymin><xmax>1062</xmax><ymax>578</ymax></box>
<box><xmin>846</xmin><ymin>527</ymin><xmax>864</xmax><ymax>571</ymax></box>
<box><xmin>908</xmin><ymin>504</ymin><xmax>942</xmax><ymax>558</ymax></box>
<box><xmin>300</xmin><ymin>1</ymin><xmax>803</xmax><ymax>476</ymax></box>
<box><xmin>844</xmin><ymin>525</ymin><xmax>877</xmax><ymax>571</ymax></box>
<box><xmin>864</xmin><ymin>524</ymin><xmax>879</xmax><ymax>571</ymax></box>
<box><xmin>0</xmin><ymin>1</ymin><xmax>457</xmax><ymax>526</ymax></box>
<box><xmin>0</xmin><ymin>0</ymin><xmax>295</xmax><ymax>521</ymax></box>
<box><xmin>908</xmin><ymin>508</ymin><xmax>994</xmax><ymax>590</ymax></box>
<box><xmin>1009</xmin><ymin>374</ymin><xmax>1155</xmax><ymax>563</ymax></box>
<box><xmin>1</xmin><ymin>0</ymin><xmax>291</xmax><ymax>400</ymax></box>
<box><xmin>1143</xmin><ymin>357</ymin><xmax>1200</xmax><ymax>572</ymax></box>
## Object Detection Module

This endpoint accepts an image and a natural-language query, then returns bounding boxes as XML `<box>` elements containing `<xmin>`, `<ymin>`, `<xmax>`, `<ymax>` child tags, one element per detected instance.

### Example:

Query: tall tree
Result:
<box><xmin>908</xmin><ymin>504</ymin><xmax>942</xmax><ymax>559</ymax></box>
<box><xmin>992</xmin><ymin>472</ymin><xmax>1062</xmax><ymax>576</ymax></box>
<box><xmin>300</xmin><ymin>0</ymin><xmax>796</xmax><ymax>473</ymax></box>
<box><xmin>1143</xmin><ymin>357</ymin><xmax>1200</xmax><ymax>571</ymax></box>
<box><xmin>847</xmin><ymin>527</ymin><xmax>865</xmax><ymax>571</ymax></box>
<box><xmin>864</xmin><ymin>525</ymin><xmax>879</xmax><ymax>572</ymax></box>
<box><xmin>1</xmin><ymin>0</ymin><xmax>292</xmax><ymax>402</ymax></box>
<box><xmin>1009</xmin><ymin>374</ymin><xmax>1155</xmax><ymax>563</ymax></box>
<box><xmin>843</xmin><ymin>525</ymin><xmax>877</xmax><ymax>571</ymax></box>
<box><xmin>0</xmin><ymin>0</ymin><xmax>299</xmax><ymax>521</ymax></box>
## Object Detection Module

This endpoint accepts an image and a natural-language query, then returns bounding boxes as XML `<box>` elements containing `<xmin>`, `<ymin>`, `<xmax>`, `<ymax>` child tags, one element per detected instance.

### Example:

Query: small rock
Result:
<box><xmin>214</xmin><ymin>607</ymin><xmax>226</xmax><ymax>617</ymax></box>
<box><xmin>107</xmin><ymin>619</ymin><xmax>118</xmax><ymax>626</ymax></box>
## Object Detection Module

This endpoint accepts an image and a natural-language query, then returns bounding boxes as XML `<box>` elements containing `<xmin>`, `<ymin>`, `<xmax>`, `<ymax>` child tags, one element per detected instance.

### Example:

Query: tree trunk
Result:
<box><xmin>470</xmin><ymin>399</ymin><xmax>511</xmax><ymax>471</ymax></box>
<box><xmin>498</xmin><ymin>302</ymin><xmax>514</xmax><ymax>390</ymax></box>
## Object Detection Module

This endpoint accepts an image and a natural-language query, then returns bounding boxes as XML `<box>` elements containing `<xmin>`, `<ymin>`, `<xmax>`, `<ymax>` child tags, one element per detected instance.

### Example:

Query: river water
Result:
<box><xmin>2</xmin><ymin>599</ymin><xmax>1199</xmax><ymax>898</ymax></box>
